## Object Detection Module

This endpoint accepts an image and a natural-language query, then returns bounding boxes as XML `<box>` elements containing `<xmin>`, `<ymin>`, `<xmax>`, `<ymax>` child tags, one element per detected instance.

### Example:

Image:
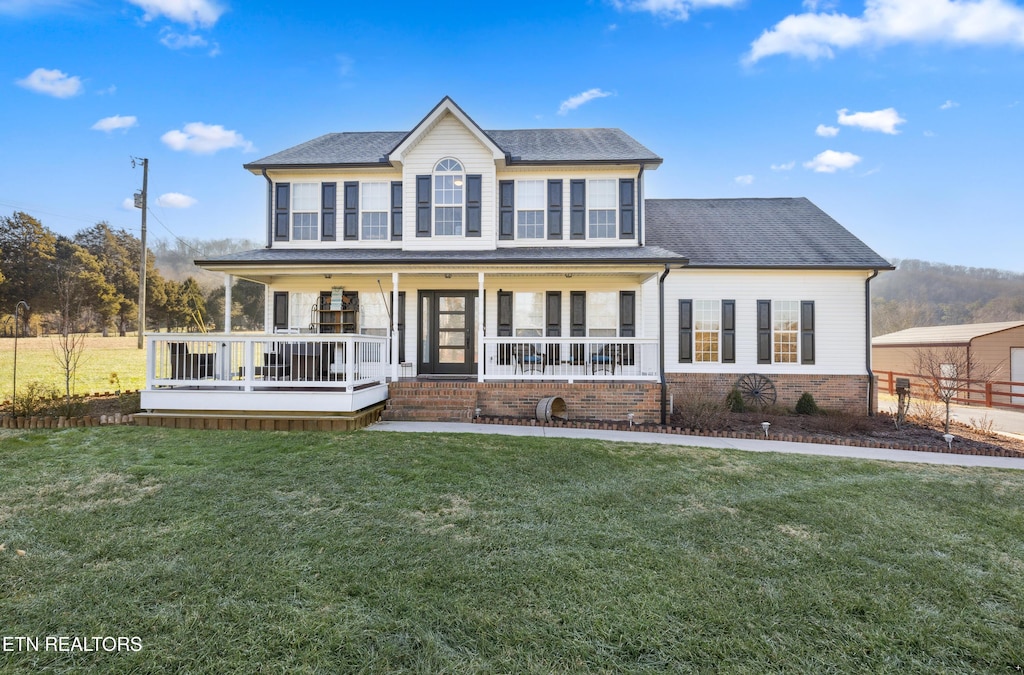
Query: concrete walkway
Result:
<box><xmin>368</xmin><ymin>421</ymin><xmax>1024</xmax><ymax>470</ymax></box>
<box><xmin>878</xmin><ymin>394</ymin><xmax>1024</xmax><ymax>439</ymax></box>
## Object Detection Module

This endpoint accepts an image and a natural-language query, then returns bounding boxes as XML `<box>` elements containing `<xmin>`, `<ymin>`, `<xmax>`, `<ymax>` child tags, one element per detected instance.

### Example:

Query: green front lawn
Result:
<box><xmin>1</xmin><ymin>427</ymin><xmax>1022</xmax><ymax>672</ymax></box>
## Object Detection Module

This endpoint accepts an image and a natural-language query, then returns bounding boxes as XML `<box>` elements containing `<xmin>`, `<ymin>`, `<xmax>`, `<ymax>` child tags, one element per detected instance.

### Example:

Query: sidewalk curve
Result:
<box><xmin>367</xmin><ymin>421</ymin><xmax>1024</xmax><ymax>471</ymax></box>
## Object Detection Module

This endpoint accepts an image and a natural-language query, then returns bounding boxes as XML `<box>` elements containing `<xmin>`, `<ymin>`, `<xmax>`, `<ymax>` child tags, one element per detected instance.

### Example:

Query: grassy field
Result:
<box><xmin>1</xmin><ymin>427</ymin><xmax>1022</xmax><ymax>672</ymax></box>
<box><xmin>0</xmin><ymin>336</ymin><xmax>146</xmax><ymax>403</ymax></box>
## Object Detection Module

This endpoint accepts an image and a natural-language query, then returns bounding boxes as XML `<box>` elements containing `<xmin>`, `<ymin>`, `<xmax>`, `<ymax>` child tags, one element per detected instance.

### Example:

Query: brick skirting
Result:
<box><xmin>385</xmin><ymin>380</ymin><xmax>662</xmax><ymax>425</ymax></box>
<box><xmin>666</xmin><ymin>373</ymin><xmax>871</xmax><ymax>414</ymax></box>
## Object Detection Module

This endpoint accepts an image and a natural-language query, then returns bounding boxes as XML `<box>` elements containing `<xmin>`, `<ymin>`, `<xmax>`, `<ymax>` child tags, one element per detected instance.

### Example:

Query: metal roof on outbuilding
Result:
<box><xmin>873</xmin><ymin>321</ymin><xmax>1024</xmax><ymax>346</ymax></box>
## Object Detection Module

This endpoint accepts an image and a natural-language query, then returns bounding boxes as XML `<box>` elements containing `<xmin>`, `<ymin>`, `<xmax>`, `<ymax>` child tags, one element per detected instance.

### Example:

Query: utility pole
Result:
<box><xmin>133</xmin><ymin>157</ymin><xmax>148</xmax><ymax>350</ymax></box>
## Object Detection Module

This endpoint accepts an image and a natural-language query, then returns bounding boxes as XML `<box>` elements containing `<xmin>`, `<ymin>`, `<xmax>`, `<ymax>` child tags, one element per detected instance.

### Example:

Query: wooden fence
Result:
<box><xmin>876</xmin><ymin>370</ymin><xmax>1024</xmax><ymax>412</ymax></box>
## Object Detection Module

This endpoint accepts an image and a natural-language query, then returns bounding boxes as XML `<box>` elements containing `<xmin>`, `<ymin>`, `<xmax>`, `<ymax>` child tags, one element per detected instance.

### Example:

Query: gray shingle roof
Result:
<box><xmin>244</xmin><ymin>128</ymin><xmax>661</xmax><ymax>169</ymax></box>
<box><xmin>199</xmin><ymin>245</ymin><xmax>685</xmax><ymax>267</ymax></box>
<box><xmin>645</xmin><ymin>198</ymin><xmax>891</xmax><ymax>269</ymax></box>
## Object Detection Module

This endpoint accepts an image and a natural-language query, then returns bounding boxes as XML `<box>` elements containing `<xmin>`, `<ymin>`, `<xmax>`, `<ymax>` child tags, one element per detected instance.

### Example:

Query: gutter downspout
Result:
<box><xmin>659</xmin><ymin>263</ymin><xmax>671</xmax><ymax>425</ymax></box>
<box><xmin>262</xmin><ymin>169</ymin><xmax>273</xmax><ymax>249</ymax></box>
<box><xmin>865</xmin><ymin>269</ymin><xmax>879</xmax><ymax>416</ymax></box>
<box><xmin>637</xmin><ymin>163</ymin><xmax>645</xmax><ymax>247</ymax></box>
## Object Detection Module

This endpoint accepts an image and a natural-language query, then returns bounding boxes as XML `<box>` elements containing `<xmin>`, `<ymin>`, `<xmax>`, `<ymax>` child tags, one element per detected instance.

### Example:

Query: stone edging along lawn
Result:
<box><xmin>471</xmin><ymin>416</ymin><xmax>1024</xmax><ymax>459</ymax></box>
<box><xmin>3</xmin><ymin>408</ymin><xmax>1021</xmax><ymax>459</ymax></box>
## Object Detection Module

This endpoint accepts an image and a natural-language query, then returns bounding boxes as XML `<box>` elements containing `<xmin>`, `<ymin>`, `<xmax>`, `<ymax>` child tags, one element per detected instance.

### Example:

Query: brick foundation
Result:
<box><xmin>666</xmin><ymin>373</ymin><xmax>871</xmax><ymax>414</ymax></box>
<box><xmin>385</xmin><ymin>380</ymin><xmax>662</xmax><ymax>424</ymax></box>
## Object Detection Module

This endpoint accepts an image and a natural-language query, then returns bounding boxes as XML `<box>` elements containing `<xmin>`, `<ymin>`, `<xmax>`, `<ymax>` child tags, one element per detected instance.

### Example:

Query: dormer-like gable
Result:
<box><xmin>243</xmin><ymin>97</ymin><xmax>662</xmax><ymax>251</ymax></box>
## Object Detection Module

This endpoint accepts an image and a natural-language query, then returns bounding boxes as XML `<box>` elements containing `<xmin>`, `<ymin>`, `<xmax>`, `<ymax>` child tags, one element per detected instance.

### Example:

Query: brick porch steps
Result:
<box><xmin>134</xmin><ymin>403</ymin><xmax>385</xmax><ymax>431</ymax></box>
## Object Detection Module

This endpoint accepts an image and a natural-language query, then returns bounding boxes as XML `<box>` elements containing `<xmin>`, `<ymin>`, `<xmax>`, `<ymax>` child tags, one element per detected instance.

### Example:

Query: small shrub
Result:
<box><xmin>795</xmin><ymin>392</ymin><xmax>819</xmax><ymax>415</ymax></box>
<box><xmin>819</xmin><ymin>410</ymin><xmax>873</xmax><ymax>435</ymax></box>
<box><xmin>15</xmin><ymin>381</ymin><xmax>58</xmax><ymax>417</ymax></box>
<box><xmin>725</xmin><ymin>388</ymin><xmax>746</xmax><ymax>413</ymax></box>
<box><xmin>909</xmin><ymin>397</ymin><xmax>944</xmax><ymax>429</ymax></box>
<box><xmin>673</xmin><ymin>388</ymin><xmax>730</xmax><ymax>431</ymax></box>
<box><xmin>119</xmin><ymin>391</ymin><xmax>141</xmax><ymax>415</ymax></box>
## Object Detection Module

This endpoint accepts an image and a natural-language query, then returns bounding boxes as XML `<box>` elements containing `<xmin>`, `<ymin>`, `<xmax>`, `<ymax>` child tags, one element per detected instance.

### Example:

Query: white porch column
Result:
<box><xmin>478</xmin><ymin>272</ymin><xmax>485</xmax><ymax>382</ymax></box>
<box><xmin>392</xmin><ymin>272</ymin><xmax>400</xmax><ymax>382</ymax></box>
<box><xmin>223</xmin><ymin>274</ymin><xmax>233</xmax><ymax>334</ymax></box>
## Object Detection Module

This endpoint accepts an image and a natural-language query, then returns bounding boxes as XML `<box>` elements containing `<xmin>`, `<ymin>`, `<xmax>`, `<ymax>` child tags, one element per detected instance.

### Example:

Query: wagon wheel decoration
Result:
<box><xmin>735</xmin><ymin>373</ymin><xmax>777</xmax><ymax>408</ymax></box>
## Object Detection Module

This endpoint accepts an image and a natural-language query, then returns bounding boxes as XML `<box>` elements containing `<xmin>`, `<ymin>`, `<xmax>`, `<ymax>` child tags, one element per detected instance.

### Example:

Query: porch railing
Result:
<box><xmin>146</xmin><ymin>334</ymin><xmax>390</xmax><ymax>392</ymax></box>
<box><xmin>481</xmin><ymin>337</ymin><xmax>660</xmax><ymax>382</ymax></box>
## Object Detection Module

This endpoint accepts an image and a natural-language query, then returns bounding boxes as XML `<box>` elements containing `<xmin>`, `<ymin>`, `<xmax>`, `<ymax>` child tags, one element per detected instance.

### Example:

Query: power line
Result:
<box><xmin>0</xmin><ymin>198</ymin><xmax>138</xmax><ymax>231</ymax></box>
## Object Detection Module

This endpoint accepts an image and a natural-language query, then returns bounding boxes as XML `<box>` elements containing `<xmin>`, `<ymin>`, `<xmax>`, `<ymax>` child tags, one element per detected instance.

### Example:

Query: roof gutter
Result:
<box><xmin>865</xmin><ymin>269</ymin><xmax>879</xmax><ymax>416</ymax></box>
<box><xmin>262</xmin><ymin>169</ymin><xmax>273</xmax><ymax>249</ymax></box>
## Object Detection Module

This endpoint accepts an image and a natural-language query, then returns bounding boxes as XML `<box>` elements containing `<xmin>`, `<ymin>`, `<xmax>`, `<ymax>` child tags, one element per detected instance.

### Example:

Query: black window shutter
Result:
<box><xmin>570</xmin><ymin>180</ymin><xmax>586</xmax><ymax>240</ymax></box>
<box><xmin>678</xmin><ymin>299</ymin><xmax>692</xmax><ymax>363</ymax></box>
<box><xmin>397</xmin><ymin>291</ymin><xmax>406</xmax><ymax>363</ymax></box>
<box><xmin>415</xmin><ymin>175</ymin><xmax>431</xmax><ymax>237</ymax></box>
<box><xmin>499</xmin><ymin>180</ymin><xmax>514</xmax><ymax>240</ymax></box>
<box><xmin>497</xmin><ymin>291</ymin><xmax>513</xmax><ymax>337</ymax></box>
<box><xmin>757</xmin><ymin>300</ymin><xmax>772</xmax><ymax>364</ymax></box>
<box><xmin>466</xmin><ymin>174</ymin><xmax>482</xmax><ymax>237</ymax></box>
<box><xmin>391</xmin><ymin>181</ymin><xmax>403</xmax><ymax>240</ymax></box>
<box><xmin>619</xmin><ymin>178</ymin><xmax>635</xmax><ymax>239</ymax></box>
<box><xmin>274</xmin><ymin>183</ymin><xmax>290</xmax><ymax>241</ymax></box>
<box><xmin>343</xmin><ymin>181</ymin><xmax>358</xmax><ymax>240</ymax></box>
<box><xmin>619</xmin><ymin>291</ymin><xmax>636</xmax><ymax>337</ymax></box>
<box><xmin>570</xmin><ymin>291</ymin><xmax>586</xmax><ymax>337</ymax></box>
<box><xmin>722</xmin><ymin>300</ymin><xmax>736</xmax><ymax>364</ymax></box>
<box><xmin>321</xmin><ymin>182</ymin><xmax>336</xmax><ymax>241</ymax></box>
<box><xmin>801</xmin><ymin>301</ymin><xmax>815</xmax><ymax>364</ymax></box>
<box><xmin>546</xmin><ymin>291</ymin><xmax>562</xmax><ymax>337</ymax></box>
<box><xmin>273</xmin><ymin>292</ymin><xmax>288</xmax><ymax>330</ymax></box>
<box><xmin>547</xmin><ymin>179</ymin><xmax>563</xmax><ymax>240</ymax></box>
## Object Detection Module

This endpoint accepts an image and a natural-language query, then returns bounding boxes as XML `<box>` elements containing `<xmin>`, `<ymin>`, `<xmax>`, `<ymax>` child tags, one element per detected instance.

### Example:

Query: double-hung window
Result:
<box><xmin>773</xmin><ymin>300</ymin><xmax>800</xmax><ymax>364</ymax></box>
<box><xmin>694</xmin><ymin>300</ymin><xmax>721</xmax><ymax>362</ymax></box>
<box><xmin>360</xmin><ymin>182</ymin><xmax>389</xmax><ymax>240</ymax></box>
<box><xmin>513</xmin><ymin>292</ymin><xmax>544</xmax><ymax>337</ymax></box>
<box><xmin>434</xmin><ymin>158</ymin><xmax>463</xmax><ymax>236</ymax></box>
<box><xmin>588</xmin><ymin>291</ymin><xmax>618</xmax><ymax>337</ymax></box>
<box><xmin>588</xmin><ymin>179</ymin><xmax>616</xmax><ymax>238</ymax></box>
<box><xmin>292</xmin><ymin>183</ymin><xmax>319</xmax><ymax>241</ymax></box>
<box><xmin>517</xmin><ymin>180</ymin><xmax>544</xmax><ymax>239</ymax></box>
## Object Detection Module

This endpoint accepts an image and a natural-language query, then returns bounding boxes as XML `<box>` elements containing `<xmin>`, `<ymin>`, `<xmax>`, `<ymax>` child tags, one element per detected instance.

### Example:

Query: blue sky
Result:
<box><xmin>1</xmin><ymin>0</ymin><xmax>1022</xmax><ymax>272</ymax></box>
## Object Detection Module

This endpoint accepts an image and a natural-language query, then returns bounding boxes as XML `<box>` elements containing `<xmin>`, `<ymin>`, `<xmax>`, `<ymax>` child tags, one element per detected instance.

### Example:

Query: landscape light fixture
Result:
<box><xmin>761</xmin><ymin>421</ymin><xmax>771</xmax><ymax>438</ymax></box>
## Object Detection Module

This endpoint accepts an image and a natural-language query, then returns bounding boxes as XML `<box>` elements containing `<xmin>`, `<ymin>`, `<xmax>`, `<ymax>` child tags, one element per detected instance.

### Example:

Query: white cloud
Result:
<box><xmin>816</xmin><ymin>124</ymin><xmax>840</xmax><ymax>137</ymax></box>
<box><xmin>940</xmin><ymin>99</ymin><xmax>959</xmax><ymax>109</ymax></box>
<box><xmin>155</xmin><ymin>192</ymin><xmax>197</xmax><ymax>208</ymax></box>
<box><xmin>558</xmin><ymin>88</ymin><xmax>613</xmax><ymax>115</ymax></box>
<box><xmin>804</xmin><ymin>150</ymin><xmax>862</xmax><ymax>173</ymax></box>
<box><xmin>837</xmin><ymin>107</ymin><xmax>905</xmax><ymax>133</ymax></box>
<box><xmin>746</xmin><ymin>0</ymin><xmax>1024</xmax><ymax>64</ymax></box>
<box><xmin>734</xmin><ymin>174</ymin><xmax>755</xmax><ymax>185</ymax></box>
<box><xmin>126</xmin><ymin>0</ymin><xmax>224</xmax><ymax>28</ymax></box>
<box><xmin>161</xmin><ymin>122</ymin><xmax>253</xmax><ymax>154</ymax></box>
<box><xmin>91</xmin><ymin>115</ymin><xmax>138</xmax><ymax>132</ymax></box>
<box><xmin>160</xmin><ymin>30</ymin><xmax>207</xmax><ymax>49</ymax></box>
<box><xmin>612</xmin><ymin>0</ymin><xmax>744</xmax><ymax>21</ymax></box>
<box><xmin>923</xmin><ymin>130</ymin><xmax>936</xmax><ymax>137</ymax></box>
<box><xmin>122</xmin><ymin>197</ymin><xmax>137</xmax><ymax>210</ymax></box>
<box><xmin>771</xmin><ymin>161</ymin><xmax>796</xmax><ymax>171</ymax></box>
<box><xmin>16</xmin><ymin>67</ymin><xmax>82</xmax><ymax>98</ymax></box>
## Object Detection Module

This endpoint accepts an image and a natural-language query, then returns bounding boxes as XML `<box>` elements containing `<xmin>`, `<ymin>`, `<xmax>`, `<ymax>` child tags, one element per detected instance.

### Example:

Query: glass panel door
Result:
<box><xmin>418</xmin><ymin>291</ymin><xmax>476</xmax><ymax>374</ymax></box>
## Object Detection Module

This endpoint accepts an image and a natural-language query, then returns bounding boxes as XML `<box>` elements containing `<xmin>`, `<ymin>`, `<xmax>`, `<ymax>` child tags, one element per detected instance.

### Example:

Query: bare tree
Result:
<box><xmin>913</xmin><ymin>346</ymin><xmax>1003</xmax><ymax>433</ymax></box>
<box><xmin>51</xmin><ymin>242</ymin><xmax>90</xmax><ymax>416</ymax></box>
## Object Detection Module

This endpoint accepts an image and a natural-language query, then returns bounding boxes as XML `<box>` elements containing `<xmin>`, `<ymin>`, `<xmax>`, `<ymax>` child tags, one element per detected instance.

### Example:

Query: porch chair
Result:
<box><xmin>169</xmin><ymin>342</ymin><xmax>215</xmax><ymax>380</ymax></box>
<box><xmin>514</xmin><ymin>343</ymin><xmax>547</xmax><ymax>374</ymax></box>
<box><xmin>591</xmin><ymin>343</ymin><xmax>622</xmax><ymax>375</ymax></box>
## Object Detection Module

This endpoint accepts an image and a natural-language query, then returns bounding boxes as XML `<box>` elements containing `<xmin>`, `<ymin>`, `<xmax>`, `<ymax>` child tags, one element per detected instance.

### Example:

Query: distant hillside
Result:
<box><xmin>151</xmin><ymin>237</ymin><xmax>261</xmax><ymax>287</ymax></box>
<box><xmin>872</xmin><ymin>259</ymin><xmax>1024</xmax><ymax>336</ymax></box>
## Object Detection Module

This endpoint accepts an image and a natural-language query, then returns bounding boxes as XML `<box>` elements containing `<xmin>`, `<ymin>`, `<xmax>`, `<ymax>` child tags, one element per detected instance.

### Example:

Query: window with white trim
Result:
<box><xmin>361</xmin><ymin>182</ymin><xmax>389</xmax><ymax>240</ymax></box>
<box><xmin>588</xmin><ymin>179</ymin><xmax>616</xmax><ymax>238</ymax></box>
<box><xmin>773</xmin><ymin>300</ymin><xmax>799</xmax><ymax>363</ymax></box>
<box><xmin>513</xmin><ymin>292</ymin><xmax>544</xmax><ymax>337</ymax></box>
<box><xmin>588</xmin><ymin>291</ymin><xmax>618</xmax><ymax>337</ymax></box>
<box><xmin>517</xmin><ymin>180</ymin><xmax>544</xmax><ymax>239</ymax></box>
<box><xmin>292</xmin><ymin>183</ymin><xmax>319</xmax><ymax>241</ymax></box>
<box><xmin>434</xmin><ymin>158</ymin><xmax>463</xmax><ymax>236</ymax></box>
<box><xmin>694</xmin><ymin>300</ymin><xmax>720</xmax><ymax>362</ymax></box>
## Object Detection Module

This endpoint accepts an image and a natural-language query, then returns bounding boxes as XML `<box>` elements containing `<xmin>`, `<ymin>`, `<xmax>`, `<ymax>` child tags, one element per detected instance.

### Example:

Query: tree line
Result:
<box><xmin>872</xmin><ymin>259</ymin><xmax>1024</xmax><ymax>336</ymax></box>
<box><xmin>0</xmin><ymin>211</ymin><xmax>263</xmax><ymax>336</ymax></box>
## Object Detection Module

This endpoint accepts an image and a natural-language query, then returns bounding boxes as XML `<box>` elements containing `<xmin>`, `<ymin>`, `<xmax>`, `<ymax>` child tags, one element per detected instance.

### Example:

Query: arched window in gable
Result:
<box><xmin>433</xmin><ymin>158</ymin><xmax>464</xmax><ymax>236</ymax></box>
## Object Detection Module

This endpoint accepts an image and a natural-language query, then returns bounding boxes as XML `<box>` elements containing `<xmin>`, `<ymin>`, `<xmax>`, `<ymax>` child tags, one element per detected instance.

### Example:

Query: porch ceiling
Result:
<box><xmin>210</xmin><ymin>265</ymin><xmax>669</xmax><ymax>286</ymax></box>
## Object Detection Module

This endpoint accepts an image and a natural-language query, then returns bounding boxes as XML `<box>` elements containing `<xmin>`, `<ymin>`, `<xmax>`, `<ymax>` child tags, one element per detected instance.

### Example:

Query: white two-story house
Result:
<box><xmin>140</xmin><ymin>97</ymin><xmax>891</xmax><ymax>427</ymax></box>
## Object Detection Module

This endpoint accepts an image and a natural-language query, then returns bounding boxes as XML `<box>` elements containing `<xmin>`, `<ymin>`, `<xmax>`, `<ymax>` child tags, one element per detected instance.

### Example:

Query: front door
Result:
<box><xmin>418</xmin><ymin>291</ymin><xmax>476</xmax><ymax>375</ymax></box>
